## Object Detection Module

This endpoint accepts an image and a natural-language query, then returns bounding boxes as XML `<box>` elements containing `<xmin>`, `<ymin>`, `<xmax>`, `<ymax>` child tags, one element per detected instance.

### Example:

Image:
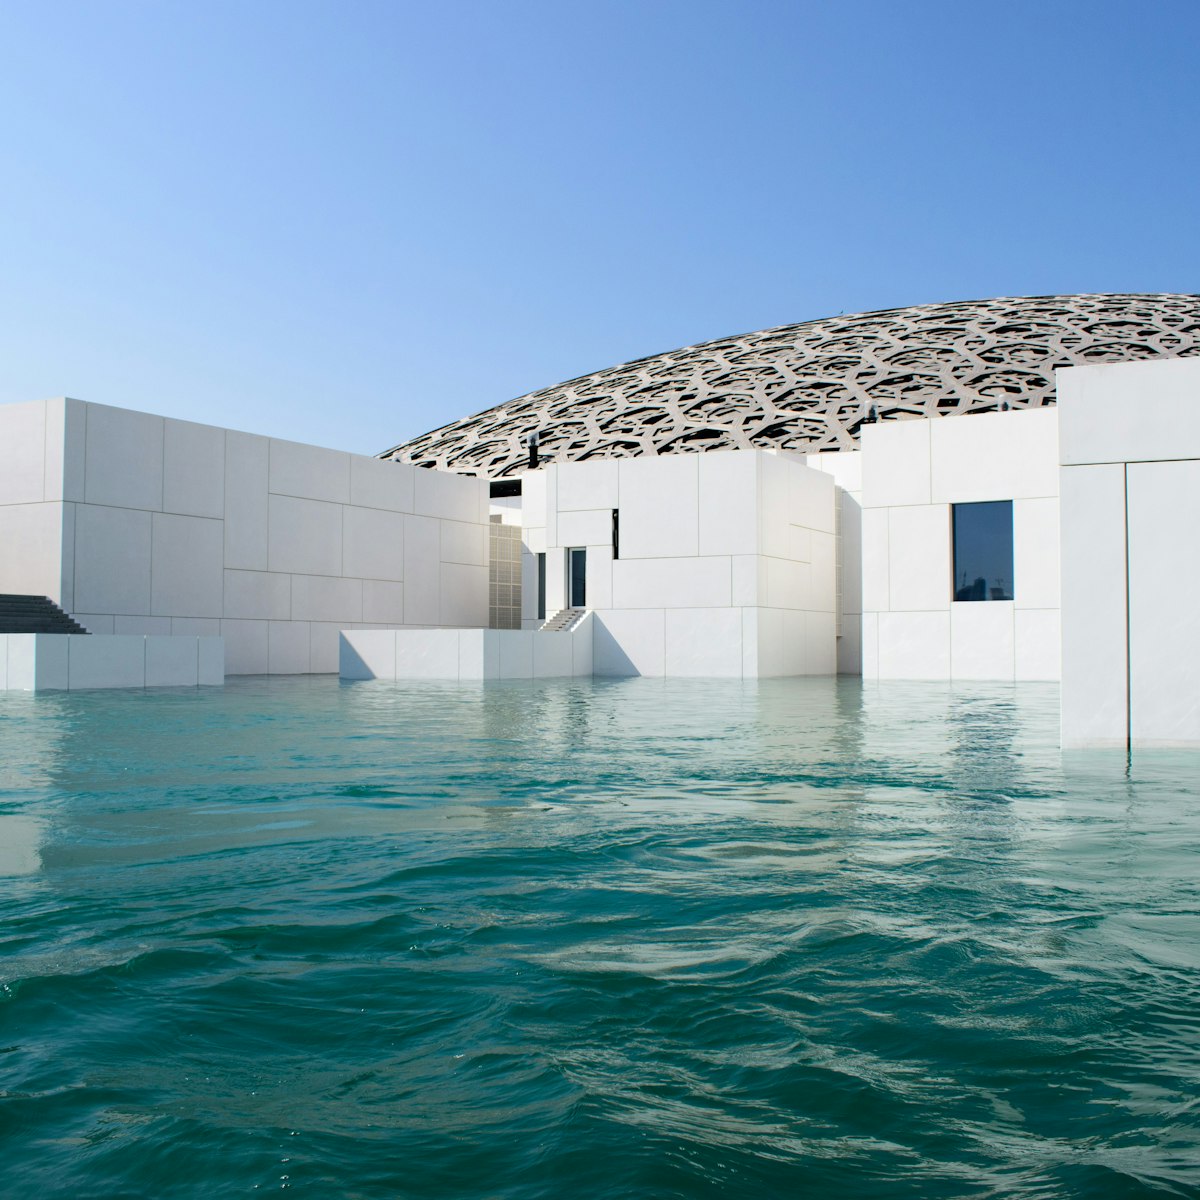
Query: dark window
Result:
<box><xmin>612</xmin><ymin>508</ymin><xmax>619</xmax><ymax>560</ymax></box>
<box><xmin>953</xmin><ymin>501</ymin><xmax>1014</xmax><ymax>601</ymax></box>
<box><xmin>569</xmin><ymin>547</ymin><xmax>587</xmax><ymax>607</ymax></box>
<box><xmin>537</xmin><ymin>552</ymin><xmax>546</xmax><ymax>621</ymax></box>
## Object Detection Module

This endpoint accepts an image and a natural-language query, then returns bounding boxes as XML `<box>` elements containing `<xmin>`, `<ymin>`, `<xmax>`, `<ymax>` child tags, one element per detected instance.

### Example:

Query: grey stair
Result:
<box><xmin>0</xmin><ymin>594</ymin><xmax>90</xmax><ymax>635</ymax></box>
<box><xmin>539</xmin><ymin>607</ymin><xmax>585</xmax><ymax>633</ymax></box>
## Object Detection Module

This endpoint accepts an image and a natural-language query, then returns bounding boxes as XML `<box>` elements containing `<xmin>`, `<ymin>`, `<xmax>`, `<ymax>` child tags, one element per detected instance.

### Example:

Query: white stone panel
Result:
<box><xmin>810</xmin><ymin>531</ymin><xmax>836</xmax><ymax>613</ymax></box>
<box><xmin>611</xmin><ymin>556</ymin><xmax>731</xmax><ymax>609</ymax></box>
<box><xmin>439</xmin><ymin>519</ymin><xmax>486</xmax><ymax>567</ymax></box>
<box><xmin>269</xmin><ymin>438</ymin><xmax>350</xmax><ymax>503</ymax></box>
<box><xmin>163</xmin><ymin>418</ymin><xmax>225</xmax><ymax>518</ymax></box>
<box><xmin>837</xmin><ymin>617</ymin><xmax>862</xmax><ymax>676</ymax></box>
<box><xmin>224</xmin><ymin>431</ymin><xmax>270</xmax><ymax>571</ymax></box>
<box><xmin>291</xmin><ymin>574</ymin><xmax>362</xmax><ymax>623</ymax></box>
<box><xmin>1059</xmin><ymin>358</ymin><xmax>1200</xmax><ymax>466</ymax></box>
<box><xmin>571</xmin><ymin>614</ymin><xmax>593</xmax><ymax>676</ymax></box>
<box><xmin>340</xmin><ymin>629</ymin><xmax>396</xmax><ymax>679</ymax></box>
<box><xmin>617</xmin><ymin>456</ymin><xmax>698</xmax><ymax>559</ymax></box>
<box><xmin>763</xmin><ymin>557</ymin><xmax>810</xmax><ymax>610</ymax></box>
<box><xmin>33</xmin><ymin>635</ymin><xmax>68</xmax><ymax>689</ymax></box>
<box><xmin>1059</xmin><ymin>463</ymin><xmax>1128</xmax><ymax>748</ymax></box>
<box><xmin>395</xmin><ymin>629</ymin><xmax>461</xmax><ymax>678</ymax></box>
<box><xmin>950</xmin><ymin>602</ymin><xmax>1015</xmax><ymax>680</ymax></box>
<box><xmin>414</xmin><ymin>468</ymin><xmax>479</xmax><ymax>524</ymax></box>
<box><xmin>593</xmin><ymin>609</ymin><xmax>665</xmax><ymax>676</ymax></box>
<box><xmin>930</xmin><ymin>408</ymin><xmax>1059</xmax><ymax>503</ymax></box>
<box><xmin>224</xmin><ymin>570</ymin><xmax>291</xmax><ymax>621</ymax></box>
<box><xmin>1013</xmin><ymin>497</ymin><xmax>1060</xmax><ymax>610</ymax></box>
<box><xmin>499</xmin><ymin>630</ymin><xmax>534</xmax><ymax>678</ymax></box>
<box><xmin>59</xmin><ymin>501</ymin><xmax>75</xmax><ymax>611</ymax></box>
<box><xmin>805</xmin><ymin>610</ymin><xmax>838</xmax><ymax>675</ymax></box>
<box><xmin>731</xmin><ymin>555</ymin><xmax>758</xmax><ymax>606</ymax></box>
<box><xmin>861</xmin><ymin>418</ymin><xmax>931</xmax><ymax>508</ymax></box>
<box><xmin>84</xmin><ymin>404</ymin><xmax>164</xmax><ymax>511</ymax></box>
<box><xmin>0</xmin><ymin>504</ymin><xmax>63</xmax><ymax>601</ymax></box>
<box><xmin>67</xmin><ymin>635</ymin><xmax>145</xmax><ymax>689</ymax></box>
<box><xmin>146</xmin><ymin>636</ymin><xmax>199</xmax><ymax>687</ymax></box>
<box><xmin>197</xmin><ymin>637</ymin><xmax>224</xmax><ymax>684</ymax></box>
<box><xmin>151</xmin><ymin>513</ymin><xmax>224</xmax><ymax>618</ymax></box>
<box><xmin>860</xmin><ymin>508</ymin><xmax>889</xmax><ymax>613</ymax></box>
<box><xmin>0</xmin><ymin>400</ymin><xmax>46</xmax><ymax>504</ymax></box>
<box><xmin>586</xmin><ymin>545</ymin><xmax>614</xmax><ymax>609</ymax></box>
<box><xmin>350</xmin><ymin>455</ymin><xmax>415</xmax><ymax>512</ymax></box>
<box><xmin>839</xmin><ymin>493</ymin><xmax>863</xmax><ymax>614</ymax></box>
<box><xmin>115</xmin><ymin>615</ymin><xmax>172</xmax><ymax>634</ymax></box>
<box><xmin>754</xmin><ymin>606</ymin><xmax>786</xmax><ymax>677</ymax></box>
<box><xmin>61</xmin><ymin>399</ymin><xmax>87</xmax><ymax>503</ymax></box>
<box><xmin>268</xmin><ymin>494</ymin><xmax>342</xmax><ymax>576</ymax></box>
<box><xmin>521</xmin><ymin>469</ymin><xmax>548</xmax><ymax>530</ymax></box>
<box><xmin>806</xmin><ymin>448</ymin><xmax>862</xmax><ymax>496</ymax></box>
<box><xmin>6</xmin><ymin>635</ymin><xmax>36</xmax><ymax>689</ymax></box>
<box><xmin>557</xmin><ymin>460</ymin><xmax>618</xmax><ymax>511</ymax></box>
<box><xmin>557</xmin><ymin>508</ymin><xmax>612</xmax><ymax>549</ymax></box>
<box><xmin>861</xmin><ymin>612</ymin><xmax>879</xmax><ymax>679</ymax></box>
<box><xmin>740</xmin><ymin>608</ymin><xmax>759</xmax><ymax>677</ymax></box>
<box><xmin>759</xmin><ymin>453</ymin><xmax>790</xmax><ymax>559</ymax></box>
<box><xmin>221</xmin><ymin>619</ymin><xmax>268</xmax><ymax>675</ymax></box>
<box><xmin>74</xmin><ymin>505</ymin><xmax>152</xmax><ymax>616</ymax></box>
<box><xmin>1015</xmin><ymin>609</ymin><xmax>1060</xmax><ymax>681</ymax></box>
<box><xmin>268</xmin><ymin>621</ymin><xmax>311</xmax><ymax>673</ymax></box>
<box><xmin>458</xmin><ymin>629</ymin><xmax>486</xmax><ymax>680</ymax></box>
<box><xmin>887</xmin><ymin>505</ymin><xmax>950</xmax><ymax>611</ymax></box>
<box><xmin>73</xmin><ymin>614</ymin><xmax>115</xmax><ymax>633</ymax></box>
<box><xmin>343</xmin><ymin>505</ymin><xmax>405</xmax><ymax>580</ymax></box>
<box><xmin>698</xmin><ymin>452</ymin><xmax>758</xmax><ymax>556</ymax></box>
<box><xmin>877</xmin><ymin>611</ymin><xmax>950</xmax><ymax>679</ymax></box>
<box><xmin>363</xmin><ymin>580</ymin><xmax>405</xmax><ymax>624</ymax></box>
<box><xmin>545</xmin><ymin>547</ymin><xmax>567</xmax><ymax>615</ymax></box>
<box><xmin>403</xmin><ymin>515</ymin><xmax>441</xmax><ymax>625</ymax></box>
<box><xmin>308</xmin><ymin>622</ymin><xmax>344</xmax><ymax>674</ymax></box>
<box><xmin>172</xmin><ymin>618</ymin><xmax>221</xmax><ymax>636</ymax></box>
<box><xmin>787</xmin><ymin>459</ymin><xmax>835</xmax><ymax>534</ymax></box>
<box><xmin>788</xmin><ymin>526</ymin><xmax>812</xmax><ymax>563</ymax></box>
<box><xmin>665</xmin><ymin>607</ymin><xmax>743</xmax><ymax>676</ymax></box>
<box><xmin>440</xmin><ymin>562</ymin><xmax>486</xmax><ymax>626</ymax></box>
<box><xmin>1127</xmin><ymin>458</ymin><xmax>1200</xmax><ymax>746</ymax></box>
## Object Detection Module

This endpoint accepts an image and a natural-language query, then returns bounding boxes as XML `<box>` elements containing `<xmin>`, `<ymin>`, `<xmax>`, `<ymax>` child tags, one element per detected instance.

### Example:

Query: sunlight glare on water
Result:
<box><xmin>1</xmin><ymin>676</ymin><xmax>1199</xmax><ymax>1199</ymax></box>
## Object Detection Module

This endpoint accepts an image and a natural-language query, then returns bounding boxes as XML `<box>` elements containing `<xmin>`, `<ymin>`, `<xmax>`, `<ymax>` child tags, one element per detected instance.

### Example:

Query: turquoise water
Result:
<box><xmin>2</xmin><ymin>677</ymin><xmax>1199</xmax><ymax>1199</ymax></box>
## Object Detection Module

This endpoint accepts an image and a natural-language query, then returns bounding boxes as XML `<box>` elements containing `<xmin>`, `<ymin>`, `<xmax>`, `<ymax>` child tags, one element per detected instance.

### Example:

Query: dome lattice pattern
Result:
<box><xmin>383</xmin><ymin>294</ymin><xmax>1200</xmax><ymax>478</ymax></box>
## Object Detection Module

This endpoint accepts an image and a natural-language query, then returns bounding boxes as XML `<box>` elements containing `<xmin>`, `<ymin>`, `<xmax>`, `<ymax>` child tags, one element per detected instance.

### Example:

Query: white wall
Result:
<box><xmin>518</xmin><ymin>449</ymin><xmax>837</xmax><ymax>677</ymax></box>
<box><xmin>1</xmin><ymin>633</ymin><xmax>223</xmax><ymax>690</ymax></box>
<box><xmin>859</xmin><ymin>408</ymin><xmax>1061</xmax><ymax>681</ymax></box>
<box><xmin>806</xmin><ymin>449</ymin><xmax>863</xmax><ymax>674</ymax></box>
<box><xmin>0</xmin><ymin>399</ymin><xmax>489</xmax><ymax>674</ymax></box>
<box><xmin>1058</xmin><ymin>358</ymin><xmax>1200</xmax><ymax>748</ymax></box>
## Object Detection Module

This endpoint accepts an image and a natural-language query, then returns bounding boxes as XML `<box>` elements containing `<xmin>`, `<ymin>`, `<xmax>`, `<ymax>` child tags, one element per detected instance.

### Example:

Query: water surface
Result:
<box><xmin>1</xmin><ymin>677</ymin><xmax>1198</xmax><ymax>1198</ymax></box>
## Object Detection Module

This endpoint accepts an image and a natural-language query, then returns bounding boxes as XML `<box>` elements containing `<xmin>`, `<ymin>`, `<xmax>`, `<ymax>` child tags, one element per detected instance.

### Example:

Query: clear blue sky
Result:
<box><xmin>1</xmin><ymin>0</ymin><xmax>1197</xmax><ymax>455</ymax></box>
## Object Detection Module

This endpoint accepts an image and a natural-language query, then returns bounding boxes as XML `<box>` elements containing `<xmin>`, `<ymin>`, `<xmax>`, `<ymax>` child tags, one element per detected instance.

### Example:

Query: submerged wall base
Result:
<box><xmin>0</xmin><ymin>634</ymin><xmax>224</xmax><ymax>691</ymax></box>
<box><xmin>340</xmin><ymin>620</ymin><xmax>593</xmax><ymax>681</ymax></box>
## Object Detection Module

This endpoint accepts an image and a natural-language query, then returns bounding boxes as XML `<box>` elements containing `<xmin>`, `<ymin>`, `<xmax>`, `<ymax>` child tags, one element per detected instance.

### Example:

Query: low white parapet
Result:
<box><xmin>340</xmin><ymin>619</ymin><xmax>593</xmax><ymax>681</ymax></box>
<box><xmin>0</xmin><ymin>634</ymin><xmax>224</xmax><ymax>691</ymax></box>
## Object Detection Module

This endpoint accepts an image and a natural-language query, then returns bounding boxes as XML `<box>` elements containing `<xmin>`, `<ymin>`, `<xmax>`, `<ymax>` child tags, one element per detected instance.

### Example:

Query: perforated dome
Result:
<box><xmin>382</xmin><ymin>293</ymin><xmax>1200</xmax><ymax>478</ymax></box>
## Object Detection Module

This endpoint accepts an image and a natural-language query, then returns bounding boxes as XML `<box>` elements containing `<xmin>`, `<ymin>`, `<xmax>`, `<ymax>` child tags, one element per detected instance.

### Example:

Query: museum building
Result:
<box><xmin>2</xmin><ymin>294</ymin><xmax>1198</xmax><ymax>748</ymax></box>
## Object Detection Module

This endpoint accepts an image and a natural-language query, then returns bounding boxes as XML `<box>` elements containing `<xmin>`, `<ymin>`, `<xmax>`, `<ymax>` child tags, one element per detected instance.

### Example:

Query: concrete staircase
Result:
<box><xmin>539</xmin><ymin>607</ymin><xmax>586</xmax><ymax>633</ymax></box>
<box><xmin>0</xmin><ymin>594</ymin><xmax>90</xmax><ymax>635</ymax></box>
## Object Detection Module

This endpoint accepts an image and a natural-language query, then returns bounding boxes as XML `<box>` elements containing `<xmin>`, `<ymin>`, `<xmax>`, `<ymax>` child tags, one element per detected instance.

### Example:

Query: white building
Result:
<box><xmin>2</xmin><ymin>294</ymin><xmax>1198</xmax><ymax>749</ymax></box>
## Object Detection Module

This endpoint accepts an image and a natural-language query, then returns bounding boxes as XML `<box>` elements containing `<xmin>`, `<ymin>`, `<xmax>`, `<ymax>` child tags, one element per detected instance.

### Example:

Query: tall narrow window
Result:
<box><xmin>612</xmin><ymin>508</ymin><xmax>619</xmax><ymax>560</ymax></box>
<box><xmin>952</xmin><ymin>501</ymin><xmax>1014</xmax><ymax>601</ymax></box>
<box><xmin>537</xmin><ymin>552</ymin><xmax>546</xmax><ymax>621</ymax></box>
<box><xmin>569</xmin><ymin>547</ymin><xmax>587</xmax><ymax>607</ymax></box>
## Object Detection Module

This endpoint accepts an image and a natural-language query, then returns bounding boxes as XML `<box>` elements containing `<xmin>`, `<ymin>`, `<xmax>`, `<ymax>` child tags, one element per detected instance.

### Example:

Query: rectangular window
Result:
<box><xmin>569</xmin><ymin>547</ymin><xmax>587</xmax><ymax>608</ymax></box>
<box><xmin>952</xmin><ymin>501</ymin><xmax>1014</xmax><ymax>601</ymax></box>
<box><xmin>537</xmin><ymin>552</ymin><xmax>546</xmax><ymax>621</ymax></box>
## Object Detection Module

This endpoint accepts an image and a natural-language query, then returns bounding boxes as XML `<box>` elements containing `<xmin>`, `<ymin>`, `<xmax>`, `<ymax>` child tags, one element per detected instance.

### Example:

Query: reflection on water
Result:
<box><xmin>1</xmin><ymin>676</ymin><xmax>1198</xmax><ymax>1199</ymax></box>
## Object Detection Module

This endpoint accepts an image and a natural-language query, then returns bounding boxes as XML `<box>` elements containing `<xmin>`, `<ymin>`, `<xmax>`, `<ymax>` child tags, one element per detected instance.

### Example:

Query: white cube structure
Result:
<box><xmin>858</xmin><ymin>408</ymin><xmax>1061</xmax><ymax>683</ymax></box>
<box><xmin>519</xmin><ymin>450</ymin><xmax>837</xmax><ymax>677</ymax></box>
<box><xmin>1058</xmin><ymin>357</ymin><xmax>1200</xmax><ymax>748</ymax></box>
<box><xmin>0</xmin><ymin>399</ymin><xmax>489</xmax><ymax>674</ymax></box>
